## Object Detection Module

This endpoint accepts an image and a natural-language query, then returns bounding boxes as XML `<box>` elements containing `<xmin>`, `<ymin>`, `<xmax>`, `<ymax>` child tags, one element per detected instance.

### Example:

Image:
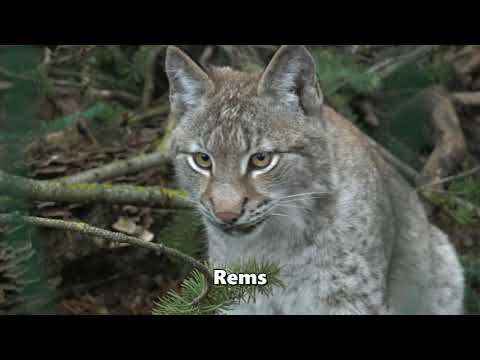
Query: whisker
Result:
<box><xmin>278</xmin><ymin>198</ymin><xmax>324</xmax><ymax>205</ymax></box>
<box><xmin>271</xmin><ymin>213</ymin><xmax>290</xmax><ymax>218</ymax></box>
<box><xmin>277</xmin><ymin>204</ymin><xmax>310</xmax><ymax>211</ymax></box>
<box><xmin>279</xmin><ymin>196</ymin><xmax>325</xmax><ymax>202</ymax></box>
<box><xmin>277</xmin><ymin>192</ymin><xmax>330</xmax><ymax>201</ymax></box>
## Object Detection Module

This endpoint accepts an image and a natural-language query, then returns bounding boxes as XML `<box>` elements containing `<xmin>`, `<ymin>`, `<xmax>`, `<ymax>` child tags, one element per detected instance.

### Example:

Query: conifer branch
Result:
<box><xmin>153</xmin><ymin>259</ymin><xmax>284</xmax><ymax>315</ymax></box>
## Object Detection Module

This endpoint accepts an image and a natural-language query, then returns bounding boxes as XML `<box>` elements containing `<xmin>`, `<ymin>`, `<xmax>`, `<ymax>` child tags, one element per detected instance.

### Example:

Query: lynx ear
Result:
<box><xmin>258</xmin><ymin>45</ymin><xmax>323</xmax><ymax>116</ymax></box>
<box><xmin>165</xmin><ymin>46</ymin><xmax>214</xmax><ymax>117</ymax></box>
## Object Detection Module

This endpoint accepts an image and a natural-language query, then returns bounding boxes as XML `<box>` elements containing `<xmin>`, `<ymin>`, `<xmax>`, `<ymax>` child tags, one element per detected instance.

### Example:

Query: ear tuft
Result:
<box><xmin>258</xmin><ymin>45</ymin><xmax>323</xmax><ymax>116</ymax></box>
<box><xmin>165</xmin><ymin>46</ymin><xmax>214</xmax><ymax>117</ymax></box>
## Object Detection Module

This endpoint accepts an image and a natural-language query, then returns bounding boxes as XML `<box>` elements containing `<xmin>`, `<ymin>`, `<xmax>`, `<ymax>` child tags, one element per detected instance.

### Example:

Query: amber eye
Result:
<box><xmin>250</xmin><ymin>152</ymin><xmax>273</xmax><ymax>170</ymax></box>
<box><xmin>194</xmin><ymin>153</ymin><xmax>212</xmax><ymax>169</ymax></box>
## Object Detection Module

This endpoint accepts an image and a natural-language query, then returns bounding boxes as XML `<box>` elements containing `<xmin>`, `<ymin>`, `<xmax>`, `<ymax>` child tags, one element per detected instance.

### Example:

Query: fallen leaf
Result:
<box><xmin>112</xmin><ymin>217</ymin><xmax>138</xmax><ymax>235</ymax></box>
<box><xmin>139</xmin><ymin>229</ymin><xmax>155</xmax><ymax>243</ymax></box>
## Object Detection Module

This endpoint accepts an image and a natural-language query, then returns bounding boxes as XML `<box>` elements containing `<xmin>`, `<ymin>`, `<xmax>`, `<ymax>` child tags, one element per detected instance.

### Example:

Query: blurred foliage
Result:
<box><xmin>312</xmin><ymin>48</ymin><xmax>382</xmax><ymax>97</ymax></box>
<box><xmin>312</xmin><ymin>48</ymin><xmax>381</xmax><ymax>122</ymax></box>
<box><xmin>462</xmin><ymin>256</ymin><xmax>480</xmax><ymax>314</ymax></box>
<box><xmin>157</xmin><ymin>210</ymin><xmax>203</xmax><ymax>259</ymax></box>
<box><xmin>0</xmin><ymin>46</ymin><xmax>54</xmax><ymax>314</ymax></box>
<box><xmin>376</xmin><ymin>63</ymin><xmax>455</xmax><ymax>163</ymax></box>
<box><xmin>0</xmin><ymin>102</ymin><xmax>119</xmax><ymax>142</ymax></box>
<box><xmin>445</xmin><ymin>175</ymin><xmax>480</xmax><ymax>226</ymax></box>
<box><xmin>91</xmin><ymin>45</ymin><xmax>149</xmax><ymax>92</ymax></box>
<box><xmin>378</xmin><ymin>62</ymin><xmax>455</xmax><ymax>167</ymax></box>
<box><xmin>0</xmin><ymin>101</ymin><xmax>124</xmax><ymax>143</ymax></box>
<box><xmin>86</xmin><ymin>101</ymin><xmax>127</xmax><ymax>126</ymax></box>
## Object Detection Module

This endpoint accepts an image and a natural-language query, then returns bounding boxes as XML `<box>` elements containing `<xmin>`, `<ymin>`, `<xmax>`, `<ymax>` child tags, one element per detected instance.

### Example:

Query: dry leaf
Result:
<box><xmin>139</xmin><ymin>229</ymin><xmax>155</xmax><ymax>243</ymax></box>
<box><xmin>112</xmin><ymin>217</ymin><xmax>138</xmax><ymax>235</ymax></box>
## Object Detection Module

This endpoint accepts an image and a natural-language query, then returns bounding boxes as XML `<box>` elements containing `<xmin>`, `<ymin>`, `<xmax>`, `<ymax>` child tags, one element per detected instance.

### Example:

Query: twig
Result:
<box><xmin>418</xmin><ymin>166</ymin><xmax>480</xmax><ymax>191</ymax></box>
<box><xmin>420</xmin><ymin>191</ymin><xmax>480</xmax><ymax>222</ymax></box>
<box><xmin>451</xmin><ymin>92</ymin><xmax>480</xmax><ymax>107</ymax></box>
<box><xmin>366</xmin><ymin>137</ymin><xmax>420</xmax><ymax>184</ymax></box>
<box><xmin>58</xmin><ymin>151</ymin><xmax>171</xmax><ymax>184</ymax></box>
<box><xmin>453</xmin><ymin>51</ymin><xmax>480</xmax><ymax>76</ymax></box>
<box><xmin>367</xmin><ymin>45</ymin><xmax>441</xmax><ymax>79</ymax></box>
<box><xmin>0</xmin><ymin>81</ymin><xmax>13</xmax><ymax>91</ymax></box>
<box><xmin>0</xmin><ymin>170</ymin><xmax>190</xmax><ymax>209</ymax></box>
<box><xmin>359</xmin><ymin>101</ymin><xmax>380</xmax><ymax>127</ymax></box>
<box><xmin>48</xmin><ymin>67</ymin><xmax>82</xmax><ymax>80</ymax></box>
<box><xmin>50</xmin><ymin>79</ymin><xmax>142</xmax><ymax>107</ymax></box>
<box><xmin>199</xmin><ymin>46</ymin><xmax>215</xmax><ymax>67</ymax></box>
<box><xmin>76</xmin><ymin>119</ymin><xmax>100</xmax><ymax>147</ymax></box>
<box><xmin>0</xmin><ymin>214</ymin><xmax>213</xmax><ymax>306</ymax></box>
<box><xmin>0</xmin><ymin>66</ymin><xmax>34</xmax><ymax>81</ymax></box>
<box><xmin>418</xmin><ymin>86</ymin><xmax>468</xmax><ymax>186</ymax></box>
<box><xmin>329</xmin><ymin>45</ymin><xmax>441</xmax><ymax>96</ymax></box>
<box><xmin>126</xmin><ymin>102</ymin><xmax>170</xmax><ymax>125</ymax></box>
<box><xmin>88</xmin><ymin>88</ymin><xmax>141</xmax><ymax>108</ymax></box>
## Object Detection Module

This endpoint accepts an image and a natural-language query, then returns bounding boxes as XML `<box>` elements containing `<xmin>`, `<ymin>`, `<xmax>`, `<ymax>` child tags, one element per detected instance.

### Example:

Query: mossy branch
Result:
<box><xmin>0</xmin><ymin>214</ymin><xmax>213</xmax><ymax>307</ymax></box>
<box><xmin>0</xmin><ymin>170</ymin><xmax>190</xmax><ymax>209</ymax></box>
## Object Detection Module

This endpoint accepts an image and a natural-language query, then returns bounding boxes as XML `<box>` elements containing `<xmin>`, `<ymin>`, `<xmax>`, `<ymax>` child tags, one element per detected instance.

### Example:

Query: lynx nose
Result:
<box><xmin>215</xmin><ymin>212</ymin><xmax>241</xmax><ymax>224</ymax></box>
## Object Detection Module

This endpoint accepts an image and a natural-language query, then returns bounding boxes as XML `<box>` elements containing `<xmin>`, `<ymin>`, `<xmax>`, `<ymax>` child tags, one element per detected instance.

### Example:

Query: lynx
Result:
<box><xmin>165</xmin><ymin>45</ymin><xmax>465</xmax><ymax>315</ymax></box>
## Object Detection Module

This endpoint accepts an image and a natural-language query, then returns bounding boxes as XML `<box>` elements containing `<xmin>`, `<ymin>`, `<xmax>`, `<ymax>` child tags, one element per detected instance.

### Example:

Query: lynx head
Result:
<box><xmin>166</xmin><ymin>45</ymin><xmax>332</xmax><ymax>238</ymax></box>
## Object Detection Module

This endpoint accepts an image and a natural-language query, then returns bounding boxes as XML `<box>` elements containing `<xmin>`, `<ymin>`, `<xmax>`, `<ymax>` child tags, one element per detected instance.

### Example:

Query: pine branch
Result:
<box><xmin>153</xmin><ymin>259</ymin><xmax>284</xmax><ymax>315</ymax></box>
<box><xmin>0</xmin><ymin>241</ymin><xmax>38</xmax><ymax>314</ymax></box>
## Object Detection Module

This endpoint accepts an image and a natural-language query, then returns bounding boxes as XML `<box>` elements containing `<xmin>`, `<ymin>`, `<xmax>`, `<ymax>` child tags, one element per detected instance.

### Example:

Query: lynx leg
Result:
<box><xmin>429</xmin><ymin>226</ymin><xmax>465</xmax><ymax>315</ymax></box>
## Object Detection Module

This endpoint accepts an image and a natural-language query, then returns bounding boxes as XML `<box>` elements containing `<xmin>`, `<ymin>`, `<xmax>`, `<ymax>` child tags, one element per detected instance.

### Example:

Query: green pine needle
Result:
<box><xmin>153</xmin><ymin>258</ymin><xmax>284</xmax><ymax>316</ymax></box>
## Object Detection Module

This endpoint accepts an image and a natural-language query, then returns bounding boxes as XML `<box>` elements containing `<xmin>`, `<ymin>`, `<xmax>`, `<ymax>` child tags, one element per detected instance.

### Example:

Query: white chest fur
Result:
<box><xmin>207</xmin><ymin>211</ymin><xmax>332</xmax><ymax>315</ymax></box>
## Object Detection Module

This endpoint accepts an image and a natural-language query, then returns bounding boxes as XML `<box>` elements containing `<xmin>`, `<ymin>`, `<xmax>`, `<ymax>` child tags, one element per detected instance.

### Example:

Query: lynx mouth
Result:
<box><xmin>209</xmin><ymin>218</ymin><xmax>267</xmax><ymax>237</ymax></box>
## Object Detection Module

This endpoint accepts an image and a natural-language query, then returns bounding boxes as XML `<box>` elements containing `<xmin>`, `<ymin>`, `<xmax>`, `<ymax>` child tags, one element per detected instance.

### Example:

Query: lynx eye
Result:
<box><xmin>250</xmin><ymin>152</ymin><xmax>273</xmax><ymax>170</ymax></box>
<box><xmin>193</xmin><ymin>153</ymin><xmax>213</xmax><ymax>169</ymax></box>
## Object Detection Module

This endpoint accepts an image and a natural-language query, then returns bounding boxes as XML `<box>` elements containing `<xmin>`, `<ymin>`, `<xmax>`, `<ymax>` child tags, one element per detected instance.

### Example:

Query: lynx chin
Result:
<box><xmin>165</xmin><ymin>45</ymin><xmax>465</xmax><ymax>315</ymax></box>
